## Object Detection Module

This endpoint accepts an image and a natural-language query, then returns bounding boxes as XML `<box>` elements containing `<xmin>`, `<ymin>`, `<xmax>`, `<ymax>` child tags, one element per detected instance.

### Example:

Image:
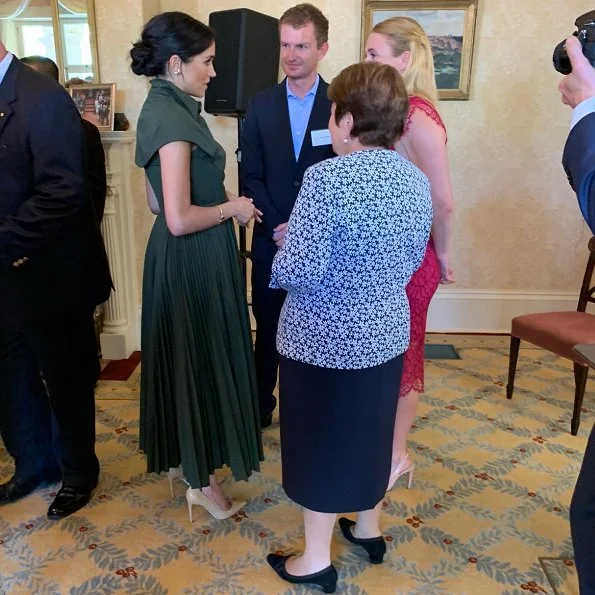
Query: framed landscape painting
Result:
<box><xmin>361</xmin><ymin>0</ymin><xmax>479</xmax><ymax>100</ymax></box>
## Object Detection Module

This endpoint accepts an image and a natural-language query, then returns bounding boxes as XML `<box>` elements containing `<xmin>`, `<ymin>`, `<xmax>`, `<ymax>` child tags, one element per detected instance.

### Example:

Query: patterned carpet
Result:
<box><xmin>0</xmin><ymin>338</ymin><xmax>592</xmax><ymax>595</ymax></box>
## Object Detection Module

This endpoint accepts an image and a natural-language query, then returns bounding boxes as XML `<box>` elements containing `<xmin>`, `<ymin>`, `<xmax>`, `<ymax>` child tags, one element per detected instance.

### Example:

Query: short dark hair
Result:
<box><xmin>21</xmin><ymin>55</ymin><xmax>59</xmax><ymax>81</ymax></box>
<box><xmin>130</xmin><ymin>11</ymin><xmax>215</xmax><ymax>78</ymax></box>
<box><xmin>328</xmin><ymin>62</ymin><xmax>409</xmax><ymax>149</ymax></box>
<box><xmin>280</xmin><ymin>3</ymin><xmax>329</xmax><ymax>47</ymax></box>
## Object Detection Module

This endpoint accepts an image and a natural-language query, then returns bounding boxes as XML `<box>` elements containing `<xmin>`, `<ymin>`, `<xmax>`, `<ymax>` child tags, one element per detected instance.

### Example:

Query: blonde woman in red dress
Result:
<box><xmin>365</xmin><ymin>16</ymin><xmax>456</xmax><ymax>490</ymax></box>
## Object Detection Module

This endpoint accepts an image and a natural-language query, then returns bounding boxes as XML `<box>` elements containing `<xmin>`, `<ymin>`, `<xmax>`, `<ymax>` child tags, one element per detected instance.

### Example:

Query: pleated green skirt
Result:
<box><xmin>139</xmin><ymin>215</ymin><xmax>263</xmax><ymax>489</ymax></box>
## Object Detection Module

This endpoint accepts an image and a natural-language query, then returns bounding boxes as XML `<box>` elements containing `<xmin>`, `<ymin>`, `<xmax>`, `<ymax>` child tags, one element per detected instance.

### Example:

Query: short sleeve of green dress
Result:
<box><xmin>136</xmin><ymin>78</ymin><xmax>226</xmax><ymax>209</ymax></box>
<box><xmin>135</xmin><ymin>79</ymin><xmax>262</xmax><ymax>490</ymax></box>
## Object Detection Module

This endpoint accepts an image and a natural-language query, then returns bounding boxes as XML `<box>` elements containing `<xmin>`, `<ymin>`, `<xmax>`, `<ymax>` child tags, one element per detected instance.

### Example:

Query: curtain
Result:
<box><xmin>0</xmin><ymin>0</ymin><xmax>32</xmax><ymax>19</ymax></box>
<box><xmin>58</xmin><ymin>0</ymin><xmax>86</xmax><ymax>15</ymax></box>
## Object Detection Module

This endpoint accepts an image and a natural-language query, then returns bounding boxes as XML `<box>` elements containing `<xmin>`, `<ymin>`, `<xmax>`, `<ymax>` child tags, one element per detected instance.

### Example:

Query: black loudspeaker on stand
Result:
<box><xmin>205</xmin><ymin>8</ymin><xmax>280</xmax><ymax>283</ymax></box>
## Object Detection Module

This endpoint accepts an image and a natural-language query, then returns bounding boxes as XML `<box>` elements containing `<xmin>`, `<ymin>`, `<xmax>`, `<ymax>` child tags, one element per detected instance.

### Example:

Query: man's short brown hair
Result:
<box><xmin>328</xmin><ymin>62</ymin><xmax>409</xmax><ymax>149</ymax></box>
<box><xmin>279</xmin><ymin>3</ymin><xmax>329</xmax><ymax>47</ymax></box>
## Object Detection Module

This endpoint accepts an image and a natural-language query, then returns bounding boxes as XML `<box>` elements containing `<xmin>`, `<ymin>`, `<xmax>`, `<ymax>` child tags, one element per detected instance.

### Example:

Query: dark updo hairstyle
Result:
<box><xmin>130</xmin><ymin>11</ymin><xmax>215</xmax><ymax>77</ymax></box>
<box><xmin>328</xmin><ymin>61</ymin><xmax>409</xmax><ymax>149</ymax></box>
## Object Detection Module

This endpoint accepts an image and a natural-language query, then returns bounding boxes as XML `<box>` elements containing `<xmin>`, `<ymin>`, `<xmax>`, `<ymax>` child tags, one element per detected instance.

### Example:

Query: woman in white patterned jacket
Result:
<box><xmin>265</xmin><ymin>61</ymin><xmax>433</xmax><ymax>593</ymax></box>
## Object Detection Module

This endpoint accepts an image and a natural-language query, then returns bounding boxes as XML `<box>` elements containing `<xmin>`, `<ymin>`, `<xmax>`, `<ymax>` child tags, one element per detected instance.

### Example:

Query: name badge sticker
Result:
<box><xmin>311</xmin><ymin>129</ymin><xmax>332</xmax><ymax>146</ymax></box>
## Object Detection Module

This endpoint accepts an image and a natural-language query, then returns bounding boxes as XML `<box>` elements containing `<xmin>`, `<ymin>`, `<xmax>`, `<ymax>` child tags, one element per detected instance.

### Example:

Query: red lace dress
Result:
<box><xmin>398</xmin><ymin>96</ymin><xmax>446</xmax><ymax>397</ymax></box>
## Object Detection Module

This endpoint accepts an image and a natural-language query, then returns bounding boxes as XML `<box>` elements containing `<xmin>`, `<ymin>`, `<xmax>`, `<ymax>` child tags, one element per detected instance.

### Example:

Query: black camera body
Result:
<box><xmin>553</xmin><ymin>10</ymin><xmax>595</xmax><ymax>74</ymax></box>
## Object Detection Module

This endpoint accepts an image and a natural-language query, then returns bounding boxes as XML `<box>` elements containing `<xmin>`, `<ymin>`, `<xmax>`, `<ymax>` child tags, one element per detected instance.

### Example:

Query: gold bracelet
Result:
<box><xmin>217</xmin><ymin>205</ymin><xmax>225</xmax><ymax>224</ymax></box>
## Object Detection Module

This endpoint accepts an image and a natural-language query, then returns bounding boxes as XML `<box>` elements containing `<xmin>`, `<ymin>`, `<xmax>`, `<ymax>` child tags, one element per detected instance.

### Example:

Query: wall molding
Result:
<box><xmin>134</xmin><ymin>289</ymin><xmax>578</xmax><ymax>349</ymax></box>
<box><xmin>426</xmin><ymin>289</ymin><xmax>578</xmax><ymax>333</ymax></box>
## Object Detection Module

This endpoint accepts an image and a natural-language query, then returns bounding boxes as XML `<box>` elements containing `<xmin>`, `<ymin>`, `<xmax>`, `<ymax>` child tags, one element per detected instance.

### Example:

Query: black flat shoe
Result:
<box><xmin>47</xmin><ymin>481</ymin><xmax>97</xmax><ymax>520</ymax></box>
<box><xmin>338</xmin><ymin>517</ymin><xmax>386</xmax><ymax>564</ymax></box>
<box><xmin>266</xmin><ymin>553</ymin><xmax>338</xmax><ymax>593</ymax></box>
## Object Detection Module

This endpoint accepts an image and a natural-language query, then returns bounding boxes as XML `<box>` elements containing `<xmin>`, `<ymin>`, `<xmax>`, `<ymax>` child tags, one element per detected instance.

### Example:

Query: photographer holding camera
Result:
<box><xmin>559</xmin><ymin>32</ymin><xmax>595</xmax><ymax>234</ymax></box>
<box><xmin>557</xmin><ymin>16</ymin><xmax>595</xmax><ymax>595</ymax></box>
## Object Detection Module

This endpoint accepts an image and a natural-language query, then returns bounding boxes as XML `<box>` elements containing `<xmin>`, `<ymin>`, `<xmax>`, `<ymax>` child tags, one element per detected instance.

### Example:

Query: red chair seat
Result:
<box><xmin>512</xmin><ymin>311</ymin><xmax>595</xmax><ymax>362</ymax></box>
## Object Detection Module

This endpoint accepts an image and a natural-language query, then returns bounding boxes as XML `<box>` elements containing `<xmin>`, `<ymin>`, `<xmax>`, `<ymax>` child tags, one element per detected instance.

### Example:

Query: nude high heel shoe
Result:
<box><xmin>387</xmin><ymin>452</ymin><xmax>415</xmax><ymax>492</ymax></box>
<box><xmin>186</xmin><ymin>487</ymin><xmax>246</xmax><ymax>522</ymax></box>
<box><xmin>167</xmin><ymin>466</ymin><xmax>189</xmax><ymax>498</ymax></box>
<box><xmin>168</xmin><ymin>467</ymin><xmax>225</xmax><ymax>498</ymax></box>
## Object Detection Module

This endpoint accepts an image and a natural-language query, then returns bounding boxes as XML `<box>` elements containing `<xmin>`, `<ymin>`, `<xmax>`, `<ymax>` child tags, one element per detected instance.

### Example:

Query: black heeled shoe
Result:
<box><xmin>338</xmin><ymin>517</ymin><xmax>386</xmax><ymax>564</ymax></box>
<box><xmin>266</xmin><ymin>553</ymin><xmax>338</xmax><ymax>594</ymax></box>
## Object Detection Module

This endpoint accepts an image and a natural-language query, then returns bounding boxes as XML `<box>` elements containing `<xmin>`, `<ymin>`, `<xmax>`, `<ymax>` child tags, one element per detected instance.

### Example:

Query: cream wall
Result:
<box><xmin>94</xmin><ymin>0</ymin><xmax>594</xmax><ymax>329</ymax></box>
<box><xmin>94</xmin><ymin>0</ymin><xmax>160</xmax><ymax>293</ymax></box>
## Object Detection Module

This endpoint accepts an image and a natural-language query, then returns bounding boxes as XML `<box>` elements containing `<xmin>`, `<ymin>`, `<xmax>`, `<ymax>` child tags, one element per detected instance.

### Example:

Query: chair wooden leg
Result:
<box><xmin>572</xmin><ymin>363</ymin><xmax>589</xmax><ymax>436</ymax></box>
<box><xmin>507</xmin><ymin>336</ymin><xmax>521</xmax><ymax>399</ymax></box>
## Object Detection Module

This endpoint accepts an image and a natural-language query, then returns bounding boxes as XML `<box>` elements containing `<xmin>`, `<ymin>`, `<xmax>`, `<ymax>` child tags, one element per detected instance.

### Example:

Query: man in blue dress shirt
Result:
<box><xmin>240</xmin><ymin>4</ymin><xmax>335</xmax><ymax>428</ymax></box>
<box><xmin>560</xmin><ymin>35</ymin><xmax>595</xmax><ymax>595</ymax></box>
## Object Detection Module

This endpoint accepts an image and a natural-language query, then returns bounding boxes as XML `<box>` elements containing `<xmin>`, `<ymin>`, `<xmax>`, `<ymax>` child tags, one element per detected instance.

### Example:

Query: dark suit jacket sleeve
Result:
<box><xmin>240</xmin><ymin>98</ymin><xmax>286</xmax><ymax>238</ymax></box>
<box><xmin>84</xmin><ymin>120</ymin><xmax>107</xmax><ymax>224</ymax></box>
<box><xmin>0</xmin><ymin>89</ymin><xmax>87</xmax><ymax>267</ymax></box>
<box><xmin>563</xmin><ymin>111</ymin><xmax>595</xmax><ymax>234</ymax></box>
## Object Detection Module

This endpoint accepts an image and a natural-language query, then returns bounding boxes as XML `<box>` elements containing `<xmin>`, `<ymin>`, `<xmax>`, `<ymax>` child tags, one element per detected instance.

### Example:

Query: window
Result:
<box><xmin>19</xmin><ymin>23</ymin><xmax>57</xmax><ymax>60</ymax></box>
<box><xmin>1</xmin><ymin>0</ymin><xmax>98</xmax><ymax>83</ymax></box>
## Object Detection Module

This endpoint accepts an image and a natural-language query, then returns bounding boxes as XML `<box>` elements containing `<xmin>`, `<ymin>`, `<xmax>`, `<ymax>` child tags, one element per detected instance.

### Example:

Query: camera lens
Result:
<box><xmin>553</xmin><ymin>39</ymin><xmax>572</xmax><ymax>74</ymax></box>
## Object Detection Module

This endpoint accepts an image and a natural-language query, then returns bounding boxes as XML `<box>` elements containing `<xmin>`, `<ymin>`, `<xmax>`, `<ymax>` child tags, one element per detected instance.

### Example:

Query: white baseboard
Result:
<box><xmin>135</xmin><ymin>290</ymin><xmax>579</xmax><ymax>347</ymax></box>
<box><xmin>100</xmin><ymin>330</ymin><xmax>137</xmax><ymax>361</ymax></box>
<box><xmin>426</xmin><ymin>289</ymin><xmax>578</xmax><ymax>333</ymax></box>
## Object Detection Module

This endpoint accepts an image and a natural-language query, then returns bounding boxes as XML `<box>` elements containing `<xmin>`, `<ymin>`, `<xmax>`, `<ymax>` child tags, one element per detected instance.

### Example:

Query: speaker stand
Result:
<box><xmin>234</xmin><ymin>115</ymin><xmax>250</xmax><ymax>288</ymax></box>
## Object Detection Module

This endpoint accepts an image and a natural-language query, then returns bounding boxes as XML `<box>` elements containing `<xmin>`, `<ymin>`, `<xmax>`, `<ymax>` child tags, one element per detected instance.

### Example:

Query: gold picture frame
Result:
<box><xmin>69</xmin><ymin>83</ymin><xmax>116</xmax><ymax>132</ymax></box>
<box><xmin>361</xmin><ymin>0</ymin><xmax>479</xmax><ymax>100</ymax></box>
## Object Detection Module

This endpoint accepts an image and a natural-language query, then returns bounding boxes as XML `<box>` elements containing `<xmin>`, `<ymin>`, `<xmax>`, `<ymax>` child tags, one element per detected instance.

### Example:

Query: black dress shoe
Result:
<box><xmin>0</xmin><ymin>475</ymin><xmax>45</xmax><ymax>505</ymax></box>
<box><xmin>47</xmin><ymin>481</ymin><xmax>97</xmax><ymax>520</ymax></box>
<box><xmin>266</xmin><ymin>554</ymin><xmax>338</xmax><ymax>593</ymax></box>
<box><xmin>338</xmin><ymin>517</ymin><xmax>386</xmax><ymax>564</ymax></box>
<box><xmin>260</xmin><ymin>412</ymin><xmax>273</xmax><ymax>429</ymax></box>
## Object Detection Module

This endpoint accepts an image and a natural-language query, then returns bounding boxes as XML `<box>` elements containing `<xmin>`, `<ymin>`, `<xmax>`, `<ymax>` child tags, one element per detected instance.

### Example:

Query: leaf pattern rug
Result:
<box><xmin>0</xmin><ymin>341</ymin><xmax>592</xmax><ymax>594</ymax></box>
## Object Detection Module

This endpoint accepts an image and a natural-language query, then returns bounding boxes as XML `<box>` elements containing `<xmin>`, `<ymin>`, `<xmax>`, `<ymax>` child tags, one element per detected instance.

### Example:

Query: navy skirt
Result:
<box><xmin>278</xmin><ymin>354</ymin><xmax>404</xmax><ymax>513</ymax></box>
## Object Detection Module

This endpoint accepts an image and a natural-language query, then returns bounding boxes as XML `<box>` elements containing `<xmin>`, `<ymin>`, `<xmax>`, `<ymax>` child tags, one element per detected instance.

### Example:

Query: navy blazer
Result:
<box><xmin>240</xmin><ymin>77</ymin><xmax>335</xmax><ymax>262</ymax></box>
<box><xmin>0</xmin><ymin>58</ymin><xmax>111</xmax><ymax>321</ymax></box>
<box><xmin>563</xmin><ymin>111</ymin><xmax>595</xmax><ymax>234</ymax></box>
<box><xmin>82</xmin><ymin>119</ymin><xmax>107</xmax><ymax>224</ymax></box>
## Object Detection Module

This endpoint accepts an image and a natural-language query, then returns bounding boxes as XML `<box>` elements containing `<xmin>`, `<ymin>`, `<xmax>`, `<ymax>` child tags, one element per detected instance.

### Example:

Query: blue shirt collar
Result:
<box><xmin>0</xmin><ymin>52</ymin><xmax>14</xmax><ymax>87</ymax></box>
<box><xmin>286</xmin><ymin>74</ymin><xmax>320</xmax><ymax>101</ymax></box>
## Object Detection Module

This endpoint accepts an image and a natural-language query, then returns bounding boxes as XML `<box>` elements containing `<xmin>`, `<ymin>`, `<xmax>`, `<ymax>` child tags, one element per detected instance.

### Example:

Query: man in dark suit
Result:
<box><xmin>241</xmin><ymin>3</ymin><xmax>335</xmax><ymax>428</ymax></box>
<box><xmin>560</xmin><ymin>35</ymin><xmax>595</xmax><ymax>595</ymax></box>
<box><xmin>0</xmin><ymin>42</ymin><xmax>112</xmax><ymax>519</ymax></box>
<box><xmin>20</xmin><ymin>57</ymin><xmax>107</xmax><ymax>224</ymax></box>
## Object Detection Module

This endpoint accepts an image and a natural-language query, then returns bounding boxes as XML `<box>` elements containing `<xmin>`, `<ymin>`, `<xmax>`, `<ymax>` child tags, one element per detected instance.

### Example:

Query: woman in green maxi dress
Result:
<box><xmin>130</xmin><ymin>12</ymin><xmax>262</xmax><ymax>520</ymax></box>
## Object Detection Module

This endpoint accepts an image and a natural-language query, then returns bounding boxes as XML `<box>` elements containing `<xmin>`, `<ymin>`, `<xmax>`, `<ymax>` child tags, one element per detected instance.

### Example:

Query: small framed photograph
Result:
<box><xmin>69</xmin><ymin>83</ymin><xmax>116</xmax><ymax>131</ymax></box>
<box><xmin>361</xmin><ymin>0</ymin><xmax>479</xmax><ymax>100</ymax></box>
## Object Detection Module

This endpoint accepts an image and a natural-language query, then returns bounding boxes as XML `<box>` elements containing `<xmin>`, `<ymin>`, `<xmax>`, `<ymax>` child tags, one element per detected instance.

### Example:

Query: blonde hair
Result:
<box><xmin>371</xmin><ymin>16</ymin><xmax>438</xmax><ymax>107</ymax></box>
